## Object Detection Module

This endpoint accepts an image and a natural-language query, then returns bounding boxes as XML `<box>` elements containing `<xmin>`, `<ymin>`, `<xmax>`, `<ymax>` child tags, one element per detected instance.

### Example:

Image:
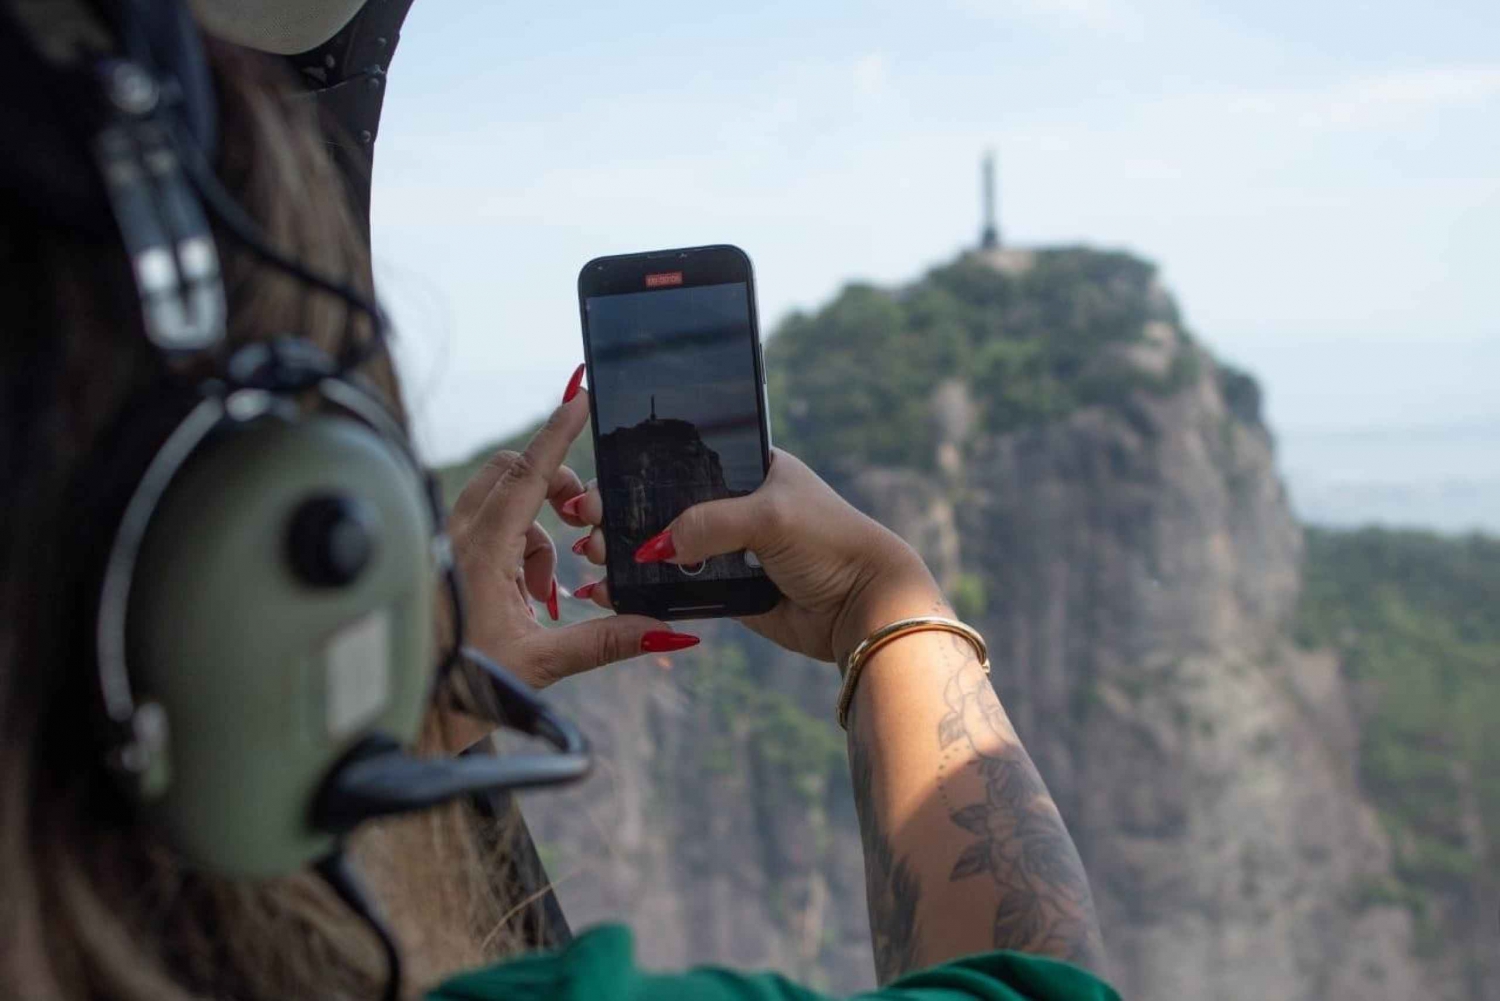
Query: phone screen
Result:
<box><xmin>584</xmin><ymin>278</ymin><xmax>770</xmax><ymax>597</ymax></box>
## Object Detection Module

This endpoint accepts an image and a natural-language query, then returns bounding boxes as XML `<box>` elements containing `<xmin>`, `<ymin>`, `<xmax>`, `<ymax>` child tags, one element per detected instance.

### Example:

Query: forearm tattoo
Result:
<box><xmin>938</xmin><ymin>634</ymin><xmax>1107</xmax><ymax>970</ymax></box>
<box><xmin>849</xmin><ymin>626</ymin><xmax>1105</xmax><ymax>983</ymax></box>
<box><xmin>850</xmin><ymin>726</ymin><xmax>922</xmax><ymax>984</ymax></box>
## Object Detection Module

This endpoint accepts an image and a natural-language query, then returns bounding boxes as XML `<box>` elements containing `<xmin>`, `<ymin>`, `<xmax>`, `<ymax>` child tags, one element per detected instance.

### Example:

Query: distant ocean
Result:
<box><xmin>1280</xmin><ymin>421</ymin><xmax>1500</xmax><ymax>534</ymax></box>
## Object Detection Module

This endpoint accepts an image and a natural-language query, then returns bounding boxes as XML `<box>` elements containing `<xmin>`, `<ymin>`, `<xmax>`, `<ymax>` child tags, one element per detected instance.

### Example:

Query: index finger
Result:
<box><xmin>471</xmin><ymin>367</ymin><xmax>591</xmax><ymax>541</ymax></box>
<box><xmin>452</xmin><ymin>450</ymin><xmax>585</xmax><ymax>531</ymax></box>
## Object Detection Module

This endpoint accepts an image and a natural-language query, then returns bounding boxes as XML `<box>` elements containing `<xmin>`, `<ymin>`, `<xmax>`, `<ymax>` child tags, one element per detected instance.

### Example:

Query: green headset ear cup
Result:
<box><xmin>129</xmin><ymin>411</ymin><xmax>435</xmax><ymax>877</ymax></box>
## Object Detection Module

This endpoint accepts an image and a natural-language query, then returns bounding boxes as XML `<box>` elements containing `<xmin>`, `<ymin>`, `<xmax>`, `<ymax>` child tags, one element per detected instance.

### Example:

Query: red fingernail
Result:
<box><xmin>640</xmin><ymin>631</ymin><xmax>699</xmax><ymax>653</ymax></box>
<box><xmin>560</xmin><ymin>494</ymin><xmax>585</xmax><ymax>519</ymax></box>
<box><xmin>572</xmin><ymin>580</ymin><xmax>598</xmax><ymax>600</ymax></box>
<box><xmin>634</xmin><ymin>528</ymin><xmax>675</xmax><ymax>563</ymax></box>
<box><xmin>571</xmin><ymin>533</ymin><xmax>592</xmax><ymax>555</ymax></box>
<box><xmin>562</xmin><ymin>363</ymin><xmax>586</xmax><ymax>403</ymax></box>
<box><xmin>547</xmin><ymin>579</ymin><xmax>559</xmax><ymax>621</ymax></box>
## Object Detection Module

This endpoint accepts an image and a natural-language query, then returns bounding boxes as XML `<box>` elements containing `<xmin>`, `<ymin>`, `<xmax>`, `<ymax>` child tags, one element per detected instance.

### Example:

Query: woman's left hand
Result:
<box><xmin>448</xmin><ymin>366</ymin><xmax>691</xmax><ymax>691</ymax></box>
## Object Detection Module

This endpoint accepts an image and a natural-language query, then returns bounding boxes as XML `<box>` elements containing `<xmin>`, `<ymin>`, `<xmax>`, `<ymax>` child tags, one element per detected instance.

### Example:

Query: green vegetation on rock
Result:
<box><xmin>1296</xmin><ymin>528</ymin><xmax>1500</xmax><ymax>914</ymax></box>
<box><xmin>766</xmin><ymin>247</ymin><xmax>1195</xmax><ymax>476</ymax></box>
<box><xmin>673</xmin><ymin>641</ymin><xmax>846</xmax><ymax>804</ymax></box>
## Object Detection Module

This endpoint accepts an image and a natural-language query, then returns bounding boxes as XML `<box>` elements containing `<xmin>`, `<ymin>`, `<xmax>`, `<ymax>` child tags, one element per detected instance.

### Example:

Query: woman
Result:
<box><xmin>0</xmin><ymin>7</ymin><xmax>1116</xmax><ymax>1000</ymax></box>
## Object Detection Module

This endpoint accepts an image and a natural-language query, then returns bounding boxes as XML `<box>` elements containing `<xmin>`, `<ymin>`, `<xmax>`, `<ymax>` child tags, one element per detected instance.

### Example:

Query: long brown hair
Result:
<box><xmin>0</xmin><ymin>38</ymin><xmax>531</xmax><ymax>1001</ymax></box>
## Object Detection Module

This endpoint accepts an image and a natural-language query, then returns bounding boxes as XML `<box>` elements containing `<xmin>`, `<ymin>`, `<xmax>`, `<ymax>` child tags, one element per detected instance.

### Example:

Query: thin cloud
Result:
<box><xmin>853</xmin><ymin>51</ymin><xmax>890</xmax><ymax>97</ymax></box>
<box><xmin>1226</xmin><ymin>65</ymin><xmax>1500</xmax><ymax>130</ymax></box>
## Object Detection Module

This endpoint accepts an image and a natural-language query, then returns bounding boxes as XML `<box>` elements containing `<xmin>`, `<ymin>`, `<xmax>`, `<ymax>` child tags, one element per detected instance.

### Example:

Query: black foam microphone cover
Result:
<box><xmin>310</xmin><ymin>732</ymin><xmax>592</xmax><ymax>835</ymax></box>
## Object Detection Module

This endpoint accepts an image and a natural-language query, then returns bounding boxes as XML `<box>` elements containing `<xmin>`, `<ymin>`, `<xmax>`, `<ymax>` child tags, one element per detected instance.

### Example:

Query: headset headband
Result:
<box><xmin>284</xmin><ymin>0</ymin><xmax>417</xmax><ymax>235</ymax></box>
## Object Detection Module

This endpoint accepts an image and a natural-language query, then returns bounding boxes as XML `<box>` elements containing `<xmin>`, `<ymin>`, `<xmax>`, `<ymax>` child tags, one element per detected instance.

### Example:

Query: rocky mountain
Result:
<box><xmin>442</xmin><ymin>246</ymin><xmax>1497</xmax><ymax>998</ymax></box>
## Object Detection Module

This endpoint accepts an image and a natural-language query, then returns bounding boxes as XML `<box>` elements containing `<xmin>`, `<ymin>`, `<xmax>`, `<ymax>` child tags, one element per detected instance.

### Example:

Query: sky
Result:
<box><xmin>370</xmin><ymin>0</ymin><xmax>1500</xmax><ymax>532</ymax></box>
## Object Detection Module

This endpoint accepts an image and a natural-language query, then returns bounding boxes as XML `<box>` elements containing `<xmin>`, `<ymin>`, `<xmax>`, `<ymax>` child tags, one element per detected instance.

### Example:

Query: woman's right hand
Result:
<box><xmin>570</xmin><ymin>450</ymin><xmax>948</xmax><ymax>666</ymax></box>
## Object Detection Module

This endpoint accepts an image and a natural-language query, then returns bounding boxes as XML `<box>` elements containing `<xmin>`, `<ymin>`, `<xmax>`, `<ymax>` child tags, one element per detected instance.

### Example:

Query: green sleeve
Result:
<box><xmin>428</xmin><ymin>924</ymin><xmax>1120</xmax><ymax>1001</ymax></box>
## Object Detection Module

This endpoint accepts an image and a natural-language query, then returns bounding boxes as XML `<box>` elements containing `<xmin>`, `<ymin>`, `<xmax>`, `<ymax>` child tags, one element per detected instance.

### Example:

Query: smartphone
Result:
<box><xmin>577</xmin><ymin>244</ymin><xmax>781</xmax><ymax>620</ymax></box>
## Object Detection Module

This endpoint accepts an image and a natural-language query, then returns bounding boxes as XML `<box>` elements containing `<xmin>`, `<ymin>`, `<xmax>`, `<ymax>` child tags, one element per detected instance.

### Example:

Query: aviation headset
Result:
<box><xmin>0</xmin><ymin>0</ymin><xmax>588</xmax><ymax>928</ymax></box>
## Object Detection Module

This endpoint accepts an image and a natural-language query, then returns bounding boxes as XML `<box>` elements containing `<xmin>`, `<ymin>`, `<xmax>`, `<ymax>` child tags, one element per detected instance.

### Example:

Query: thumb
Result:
<box><xmin>658</xmin><ymin>492</ymin><xmax>772</xmax><ymax>565</ymax></box>
<box><xmin>518</xmin><ymin>615</ymin><xmax>698</xmax><ymax>686</ymax></box>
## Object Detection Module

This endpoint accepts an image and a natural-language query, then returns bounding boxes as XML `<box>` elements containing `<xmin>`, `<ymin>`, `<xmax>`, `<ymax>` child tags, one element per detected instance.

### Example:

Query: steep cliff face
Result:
<box><xmin>895</xmin><ymin>335</ymin><xmax>1419</xmax><ymax>1000</ymax></box>
<box><xmin>492</xmin><ymin>248</ymin><xmax>1479</xmax><ymax>998</ymax></box>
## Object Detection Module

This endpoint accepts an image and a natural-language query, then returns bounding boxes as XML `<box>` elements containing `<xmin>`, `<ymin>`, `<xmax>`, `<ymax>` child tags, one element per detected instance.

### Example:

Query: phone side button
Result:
<box><xmin>757</xmin><ymin>342</ymin><xmax>767</xmax><ymax>385</ymax></box>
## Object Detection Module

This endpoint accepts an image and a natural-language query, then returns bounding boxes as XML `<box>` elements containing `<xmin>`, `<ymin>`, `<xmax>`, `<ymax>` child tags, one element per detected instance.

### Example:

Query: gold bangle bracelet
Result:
<box><xmin>835</xmin><ymin>616</ymin><xmax>990</xmax><ymax>730</ymax></box>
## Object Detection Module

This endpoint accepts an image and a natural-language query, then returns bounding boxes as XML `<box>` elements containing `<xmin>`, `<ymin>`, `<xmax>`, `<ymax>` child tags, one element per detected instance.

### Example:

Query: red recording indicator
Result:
<box><xmin>645</xmin><ymin>271</ymin><xmax>684</xmax><ymax>288</ymax></box>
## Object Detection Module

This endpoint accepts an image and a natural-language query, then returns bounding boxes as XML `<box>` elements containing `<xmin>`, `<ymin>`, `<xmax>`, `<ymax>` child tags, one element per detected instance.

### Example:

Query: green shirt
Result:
<box><xmin>429</xmin><ymin>924</ymin><xmax>1120</xmax><ymax>1001</ymax></box>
